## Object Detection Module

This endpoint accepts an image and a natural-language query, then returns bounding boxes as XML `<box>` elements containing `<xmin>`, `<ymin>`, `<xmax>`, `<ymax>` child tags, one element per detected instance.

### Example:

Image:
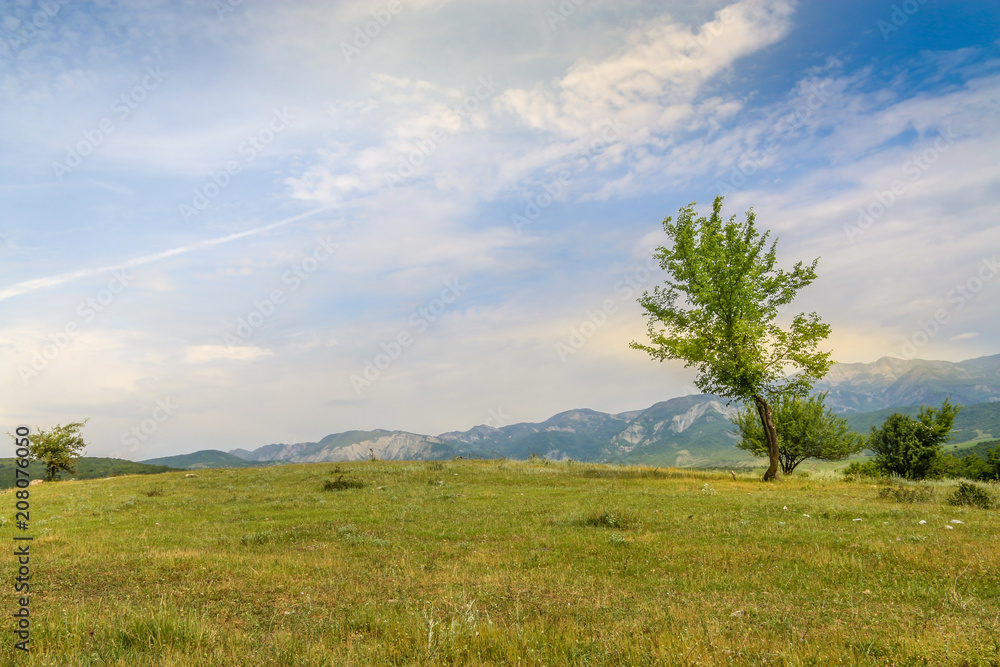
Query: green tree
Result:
<box><xmin>988</xmin><ymin>444</ymin><xmax>1000</xmax><ymax>480</ymax></box>
<box><xmin>868</xmin><ymin>400</ymin><xmax>961</xmax><ymax>479</ymax></box>
<box><xmin>932</xmin><ymin>453</ymin><xmax>991</xmax><ymax>481</ymax></box>
<box><xmin>29</xmin><ymin>420</ymin><xmax>89</xmax><ymax>481</ymax></box>
<box><xmin>630</xmin><ymin>196</ymin><xmax>832</xmax><ymax>481</ymax></box>
<box><xmin>732</xmin><ymin>392</ymin><xmax>864</xmax><ymax>474</ymax></box>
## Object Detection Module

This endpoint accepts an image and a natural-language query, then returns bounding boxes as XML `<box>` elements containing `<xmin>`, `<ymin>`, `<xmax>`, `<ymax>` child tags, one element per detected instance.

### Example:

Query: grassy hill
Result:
<box><xmin>944</xmin><ymin>438</ymin><xmax>1000</xmax><ymax>459</ymax></box>
<box><xmin>141</xmin><ymin>449</ymin><xmax>276</xmax><ymax>470</ymax></box>
<box><xmin>0</xmin><ymin>456</ymin><xmax>178</xmax><ymax>489</ymax></box>
<box><xmin>1</xmin><ymin>459</ymin><xmax>997</xmax><ymax>665</ymax></box>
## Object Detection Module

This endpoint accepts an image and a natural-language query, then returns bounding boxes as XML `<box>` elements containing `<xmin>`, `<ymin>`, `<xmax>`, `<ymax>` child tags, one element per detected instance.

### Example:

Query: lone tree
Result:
<box><xmin>631</xmin><ymin>197</ymin><xmax>832</xmax><ymax>481</ymax></box>
<box><xmin>30</xmin><ymin>420</ymin><xmax>89</xmax><ymax>481</ymax></box>
<box><xmin>731</xmin><ymin>392</ymin><xmax>864</xmax><ymax>474</ymax></box>
<box><xmin>869</xmin><ymin>399</ymin><xmax>961</xmax><ymax>479</ymax></box>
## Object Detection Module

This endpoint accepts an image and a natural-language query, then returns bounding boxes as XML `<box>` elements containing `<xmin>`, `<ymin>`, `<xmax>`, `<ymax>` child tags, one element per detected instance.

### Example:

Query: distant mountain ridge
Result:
<box><xmin>141</xmin><ymin>450</ymin><xmax>275</xmax><ymax>470</ymax></box>
<box><xmin>225</xmin><ymin>396</ymin><xmax>759</xmax><ymax>468</ymax></box>
<box><xmin>814</xmin><ymin>354</ymin><xmax>1000</xmax><ymax>413</ymax></box>
<box><xmin>206</xmin><ymin>353</ymin><xmax>1000</xmax><ymax>468</ymax></box>
<box><xmin>229</xmin><ymin>429</ymin><xmax>474</xmax><ymax>465</ymax></box>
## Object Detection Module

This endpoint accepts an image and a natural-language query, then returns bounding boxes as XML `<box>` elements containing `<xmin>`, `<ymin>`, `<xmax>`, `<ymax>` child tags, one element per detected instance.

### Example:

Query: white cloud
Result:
<box><xmin>499</xmin><ymin>0</ymin><xmax>795</xmax><ymax>137</ymax></box>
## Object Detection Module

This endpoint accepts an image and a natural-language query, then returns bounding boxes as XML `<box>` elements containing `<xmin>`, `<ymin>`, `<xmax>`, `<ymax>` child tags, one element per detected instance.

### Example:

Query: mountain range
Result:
<box><xmin>142</xmin><ymin>354</ymin><xmax>1000</xmax><ymax>470</ymax></box>
<box><xmin>814</xmin><ymin>354</ymin><xmax>1000</xmax><ymax>412</ymax></box>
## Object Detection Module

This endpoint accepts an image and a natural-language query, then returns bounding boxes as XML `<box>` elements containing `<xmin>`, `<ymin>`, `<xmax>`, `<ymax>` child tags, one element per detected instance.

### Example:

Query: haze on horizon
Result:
<box><xmin>2</xmin><ymin>0</ymin><xmax>999</xmax><ymax>459</ymax></box>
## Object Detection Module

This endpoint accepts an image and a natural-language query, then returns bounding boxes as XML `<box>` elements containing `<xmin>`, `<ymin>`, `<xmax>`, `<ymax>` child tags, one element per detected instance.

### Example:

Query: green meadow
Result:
<box><xmin>2</xmin><ymin>460</ymin><xmax>998</xmax><ymax>666</ymax></box>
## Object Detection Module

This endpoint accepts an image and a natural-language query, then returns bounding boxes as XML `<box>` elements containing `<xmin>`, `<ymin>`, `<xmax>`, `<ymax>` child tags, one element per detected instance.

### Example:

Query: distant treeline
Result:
<box><xmin>0</xmin><ymin>457</ymin><xmax>179</xmax><ymax>489</ymax></box>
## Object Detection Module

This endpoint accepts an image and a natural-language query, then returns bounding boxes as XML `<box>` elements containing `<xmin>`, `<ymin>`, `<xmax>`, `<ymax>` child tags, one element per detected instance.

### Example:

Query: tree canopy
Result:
<box><xmin>29</xmin><ymin>420</ymin><xmax>89</xmax><ymax>482</ymax></box>
<box><xmin>631</xmin><ymin>196</ymin><xmax>832</xmax><ymax>480</ymax></box>
<box><xmin>732</xmin><ymin>392</ymin><xmax>864</xmax><ymax>474</ymax></box>
<box><xmin>869</xmin><ymin>400</ymin><xmax>961</xmax><ymax>479</ymax></box>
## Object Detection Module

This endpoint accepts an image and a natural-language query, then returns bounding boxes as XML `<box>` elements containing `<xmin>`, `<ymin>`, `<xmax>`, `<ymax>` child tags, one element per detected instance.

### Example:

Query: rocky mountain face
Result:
<box><xmin>232</xmin><ymin>430</ymin><xmax>473</xmax><ymax>463</ymax></box>
<box><xmin>227</xmin><ymin>354</ymin><xmax>1000</xmax><ymax>467</ymax></box>
<box><xmin>600</xmin><ymin>396</ymin><xmax>741</xmax><ymax>466</ymax></box>
<box><xmin>230</xmin><ymin>397</ymin><xmax>749</xmax><ymax>467</ymax></box>
<box><xmin>814</xmin><ymin>354</ymin><xmax>1000</xmax><ymax>413</ymax></box>
<box><xmin>438</xmin><ymin>408</ymin><xmax>634</xmax><ymax>461</ymax></box>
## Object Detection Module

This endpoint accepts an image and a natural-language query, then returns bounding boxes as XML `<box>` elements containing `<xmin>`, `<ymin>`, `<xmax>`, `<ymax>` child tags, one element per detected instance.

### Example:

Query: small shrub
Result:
<box><xmin>323</xmin><ymin>475</ymin><xmax>366</xmax><ymax>491</ymax></box>
<box><xmin>946</xmin><ymin>482</ymin><xmax>997</xmax><ymax>509</ymax></box>
<box><xmin>843</xmin><ymin>460</ymin><xmax>886</xmax><ymax>481</ymax></box>
<box><xmin>581</xmin><ymin>508</ymin><xmax>639</xmax><ymax>530</ymax></box>
<box><xmin>143</xmin><ymin>487</ymin><xmax>165</xmax><ymax>497</ymax></box>
<box><xmin>877</xmin><ymin>485</ymin><xmax>934</xmax><ymax>503</ymax></box>
<box><xmin>608</xmin><ymin>532</ymin><xmax>628</xmax><ymax>546</ymax></box>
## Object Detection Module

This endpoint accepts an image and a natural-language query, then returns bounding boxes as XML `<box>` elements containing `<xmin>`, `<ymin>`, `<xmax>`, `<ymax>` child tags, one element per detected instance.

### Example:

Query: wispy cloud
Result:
<box><xmin>0</xmin><ymin>207</ymin><xmax>334</xmax><ymax>302</ymax></box>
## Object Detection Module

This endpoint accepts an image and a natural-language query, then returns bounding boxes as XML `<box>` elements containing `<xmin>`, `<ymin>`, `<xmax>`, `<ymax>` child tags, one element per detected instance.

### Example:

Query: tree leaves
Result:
<box><xmin>870</xmin><ymin>400</ymin><xmax>962</xmax><ymax>479</ymax></box>
<box><xmin>630</xmin><ymin>196</ymin><xmax>832</xmax><ymax>402</ymax></box>
<box><xmin>732</xmin><ymin>393</ymin><xmax>864</xmax><ymax>473</ymax></box>
<box><xmin>631</xmin><ymin>196</ymin><xmax>833</xmax><ymax>481</ymax></box>
<box><xmin>28</xmin><ymin>420</ymin><xmax>89</xmax><ymax>482</ymax></box>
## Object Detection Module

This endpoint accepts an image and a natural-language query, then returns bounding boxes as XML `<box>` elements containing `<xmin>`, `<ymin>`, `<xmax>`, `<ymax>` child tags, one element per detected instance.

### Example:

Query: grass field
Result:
<box><xmin>2</xmin><ymin>459</ymin><xmax>999</xmax><ymax>666</ymax></box>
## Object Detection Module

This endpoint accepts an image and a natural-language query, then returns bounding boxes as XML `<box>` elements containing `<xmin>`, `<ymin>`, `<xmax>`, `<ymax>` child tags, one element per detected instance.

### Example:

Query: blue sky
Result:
<box><xmin>2</xmin><ymin>0</ymin><xmax>999</xmax><ymax>459</ymax></box>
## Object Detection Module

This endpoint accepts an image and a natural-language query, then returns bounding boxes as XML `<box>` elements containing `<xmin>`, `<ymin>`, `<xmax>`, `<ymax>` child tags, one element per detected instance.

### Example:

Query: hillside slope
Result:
<box><xmin>141</xmin><ymin>450</ymin><xmax>272</xmax><ymax>470</ymax></box>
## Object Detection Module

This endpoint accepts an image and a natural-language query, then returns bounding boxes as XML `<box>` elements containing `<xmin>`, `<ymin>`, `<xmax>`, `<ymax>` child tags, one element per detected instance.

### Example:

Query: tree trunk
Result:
<box><xmin>753</xmin><ymin>394</ymin><xmax>782</xmax><ymax>482</ymax></box>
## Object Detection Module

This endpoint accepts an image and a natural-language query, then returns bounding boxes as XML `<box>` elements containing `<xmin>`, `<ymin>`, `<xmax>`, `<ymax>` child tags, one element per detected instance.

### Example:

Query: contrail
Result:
<box><xmin>0</xmin><ymin>207</ymin><xmax>334</xmax><ymax>302</ymax></box>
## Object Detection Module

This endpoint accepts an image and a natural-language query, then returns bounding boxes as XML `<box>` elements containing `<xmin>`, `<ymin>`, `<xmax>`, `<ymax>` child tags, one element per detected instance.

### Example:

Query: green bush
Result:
<box><xmin>946</xmin><ymin>482</ymin><xmax>997</xmax><ymax>510</ymax></box>
<box><xmin>581</xmin><ymin>508</ymin><xmax>639</xmax><ymax>530</ymax></box>
<box><xmin>876</xmin><ymin>485</ymin><xmax>934</xmax><ymax>503</ymax></box>
<box><xmin>843</xmin><ymin>460</ymin><xmax>885</xmax><ymax>480</ymax></box>
<box><xmin>323</xmin><ymin>475</ymin><xmax>366</xmax><ymax>491</ymax></box>
<box><xmin>931</xmin><ymin>453</ymin><xmax>993</xmax><ymax>481</ymax></box>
